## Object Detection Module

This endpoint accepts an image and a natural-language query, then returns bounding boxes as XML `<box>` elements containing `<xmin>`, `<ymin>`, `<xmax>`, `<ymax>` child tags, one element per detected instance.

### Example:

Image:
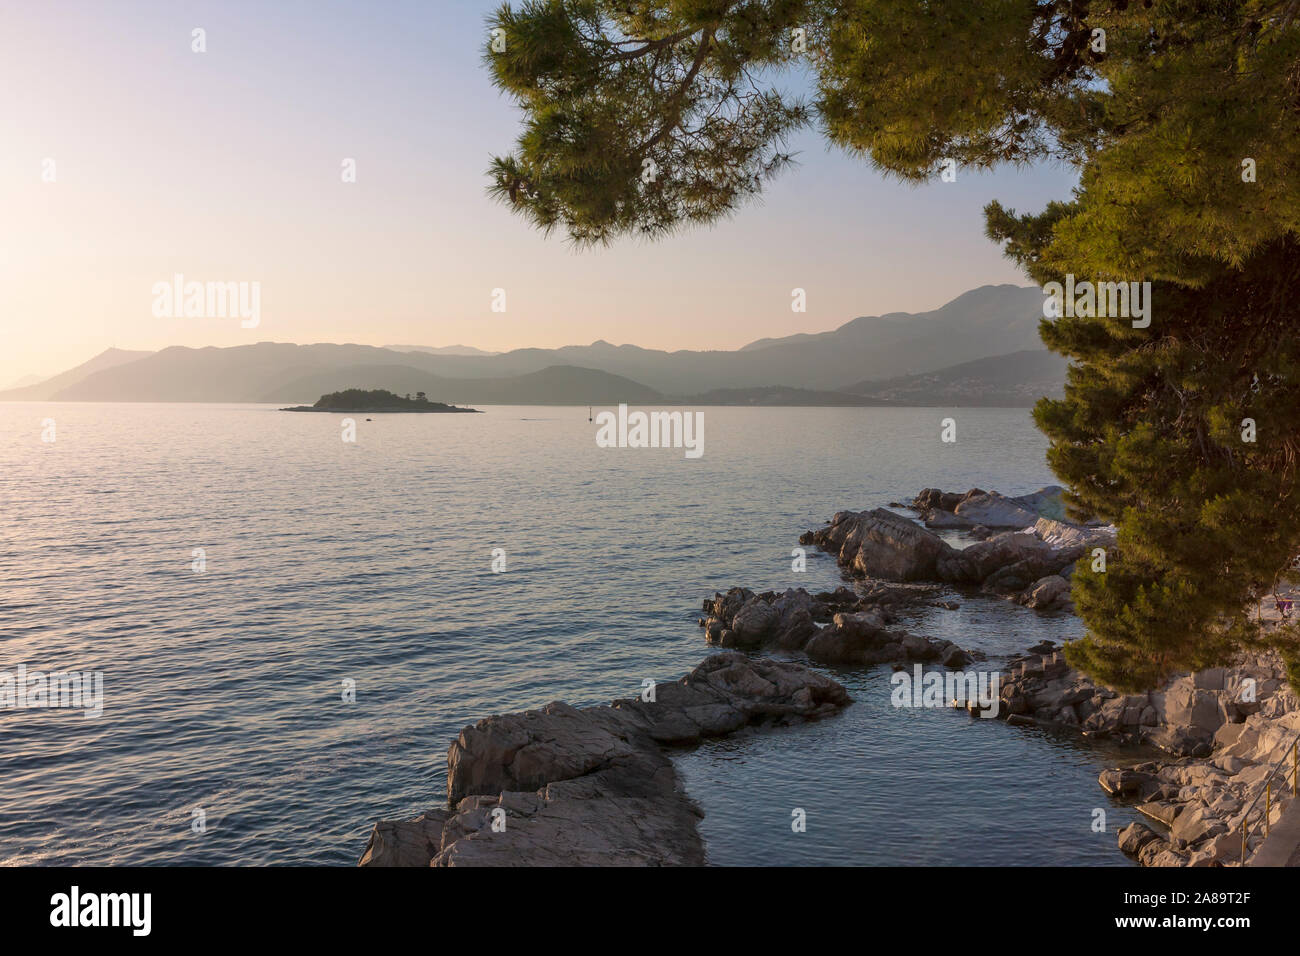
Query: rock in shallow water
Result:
<box><xmin>800</xmin><ymin>508</ymin><xmax>954</xmax><ymax>581</ymax></box>
<box><xmin>358</xmin><ymin>653</ymin><xmax>850</xmax><ymax>866</ymax></box>
<box><xmin>700</xmin><ymin>585</ymin><xmax>973</xmax><ymax>667</ymax></box>
<box><xmin>952</xmin><ymin>491</ymin><xmax>1042</xmax><ymax>528</ymax></box>
<box><xmin>799</xmin><ymin>500</ymin><xmax>1101</xmax><ymax>612</ymax></box>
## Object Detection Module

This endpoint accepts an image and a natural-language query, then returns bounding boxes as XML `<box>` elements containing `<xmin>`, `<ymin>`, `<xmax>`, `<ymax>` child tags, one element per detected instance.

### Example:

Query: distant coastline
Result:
<box><xmin>0</xmin><ymin>286</ymin><xmax>1065</xmax><ymax>407</ymax></box>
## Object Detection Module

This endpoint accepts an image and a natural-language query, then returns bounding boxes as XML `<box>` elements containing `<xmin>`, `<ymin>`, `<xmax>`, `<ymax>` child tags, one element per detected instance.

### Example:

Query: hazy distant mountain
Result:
<box><xmin>17</xmin><ymin>343</ymin><xmax>656</xmax><ymax>405</ymax></box>
<box><xmin>739</xmin><ymin>284</ymin><xmax>1042</xmax><ymax>354</ymax></box>
<box><xmin>384</xmin><ymin>344</ymin><xmax>501</xmax><ymax>357</ymax></box>
<box><xmin>673</xmin><ymin>385</ymin><xmax>899</xmax><ymax>407</ymax></box>
<box><xmin>24</xmin><ymin>343</ymin><xmax>418</xmax><ymax>403</ymax></box>
<box><xmin>263</xmin><ymin>364</ymin><xmax>662</xmax><ymax>405</ymax></box>
<box><xmin>3</xmin><ymin>284</ymin><xmax>1053</xmax><ymax>404</ymax></box>
<box><xmin>2</xmin><ymin>374</ymin><xmax>45</xmax><ymax>389</ymax></box>
<box><xmin>2</xmin><ymin>343</ymin><xmax>1064</xmax><ymax>406</ymax></box>
<box><xmin>0</xmin><ymin>347</ymin><xmax>154</xmax><ymax>400</ymax></box>
<box><xmin>842</xmin><ymin>350</ymin><xmax>1068</xmax><ymax>406</ymax></box>
<box><xmin>668</xmin><ymin>351</ymin><xmax>1067</xmax><ymax>406</ymax></box>
<box><xmin>368</xmin><ymin>284</ymin><xmax>1047</xmax><ymax>393</ymax></box>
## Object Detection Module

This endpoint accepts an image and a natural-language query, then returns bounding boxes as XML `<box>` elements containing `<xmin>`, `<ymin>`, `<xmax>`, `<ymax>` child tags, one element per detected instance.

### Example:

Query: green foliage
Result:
<box><xmin>488</xmin><ymin>0</ymin><xmax>1300</xmax><ymax>689</ymax></box>
<box><xmin>486</xmin><ymin>0</ymin><xmax>812</xmax><ymax>243</ymax></box>
<box><xmin>1026</xmin><ymin>240</ymin><xmax>1300</xmax><ymax>690</ymax></box>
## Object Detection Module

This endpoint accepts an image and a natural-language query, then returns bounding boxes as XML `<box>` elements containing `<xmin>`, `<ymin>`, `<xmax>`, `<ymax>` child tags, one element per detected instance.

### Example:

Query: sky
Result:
<box><xmin>0</xmin><ymin>0</ymin><xmax>1078</xmax><ymax>386</ymax></box>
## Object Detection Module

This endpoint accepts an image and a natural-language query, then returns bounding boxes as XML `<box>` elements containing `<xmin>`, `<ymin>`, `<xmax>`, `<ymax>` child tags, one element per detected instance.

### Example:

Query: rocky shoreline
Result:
<box><xmin>996</xmin><ymin>641</ymin><xmax>1299</xmax><ymax>866</ymax></box>
<box><xmin>358</xmin><ymin>653</ymin><xmax>849</xmax><ymax>866</ymax></box>
<box><xmin>360</xmin><ymin>482</ymin><xmax>1299</xmax><ymax>867</ymax></box>
<box><xmin>797</xmin><ymin>488</ymin><xmax>1115</xmax><ymax>613</ymax></box>
<box><xmin>708</xmin><ymin>484</ymin><xmax>1300</xmax><ymax>867</ymax></box>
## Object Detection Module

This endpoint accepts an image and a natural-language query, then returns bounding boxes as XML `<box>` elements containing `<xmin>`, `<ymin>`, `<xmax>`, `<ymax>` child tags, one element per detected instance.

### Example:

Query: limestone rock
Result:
<box><xmin>360</xmin><ymin>653</ymin><xmax>851</xmax><ymax>866</ymax></box>
<box><xmin>1020</xmin><ymin>574</ymin><xmax>1071</xmax><ymax>610</ymax></box>
<box><xmin>700</xmin><ymin>585</ymin><xmax>972</xmax><ymax>668</ymax></box>
<box><xmin>357</xmin><ymin>810</ymin><xmax>450</xmax><ymax>867</ymax></box>
<box><xmin>802</xmin><ymin>508</ymin><xmax>955</xmax><ymax>581</ymax></box>
<box><xmin>953</xmin><ymin>491</ymin><xmax>1041</xmax><ymax>528</ymax></box>
<box><xmin>1117</xmin><ymin>821</ymin><xmax>1160</xmax><ymax>857</ymax></box>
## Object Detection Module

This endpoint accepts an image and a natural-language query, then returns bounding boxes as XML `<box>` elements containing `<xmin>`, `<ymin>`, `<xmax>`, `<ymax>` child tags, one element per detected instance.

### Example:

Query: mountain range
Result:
<box><xmin>1</xmin><ymin>284</ymin><xmax>1064</xmax><ymax>406</ymax></box>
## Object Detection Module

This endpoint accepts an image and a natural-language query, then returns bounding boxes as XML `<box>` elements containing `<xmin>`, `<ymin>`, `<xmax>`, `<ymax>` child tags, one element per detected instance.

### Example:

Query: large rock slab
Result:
<box><xmin>1011</xmin><ymin>486</ymin><xmax>1068</xmax><ymax>521</ymax></box>
<box><xmin>799</xmin><ymin>508</ymin><xmax>954</xmax><ymax>581</ymax></box>
<box><xmin>1031</xmin><ymin>516</ymin><xmax>1116</xmax><ymax>550</ymax></box>
<box><xmin>913</xmin><ymin>485</ymin><xmax>1067</xmax><ymax>528</ymax></box>
<box><xmin>445</xmin><ymin>700</ymin><xmax>641</xmax><ymax>802</ymax></box>
<box><xmin>359</xmin><ymin>653</ymin><xmax>850</xmax><ymax>866</ymax></box>
<box><xmin>357</xmin><ymin>810</ymin><xmax>450</xmax><ymax>867</ymax></box>
<box><xmin>1019</xmin><ymin>574</ymin><xmax>1071</xmax><ymax>611</ymax></box>
<box><xmin>953</xmin><ymin>491</ymin><xmax>1041</xmax><ymax>528</ymax></box>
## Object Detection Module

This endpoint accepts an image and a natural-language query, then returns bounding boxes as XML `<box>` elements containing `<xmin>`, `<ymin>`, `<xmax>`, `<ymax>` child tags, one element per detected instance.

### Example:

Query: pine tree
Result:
<box><xmin>487</xmin><ymin>1</ymin><xmax>1300</xmax><ymax>689</ymax></box>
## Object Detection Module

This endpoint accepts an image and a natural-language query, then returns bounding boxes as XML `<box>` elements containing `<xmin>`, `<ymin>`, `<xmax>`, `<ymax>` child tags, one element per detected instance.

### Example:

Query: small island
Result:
<box><xmin>281</xmin><ymin>388</ymin><xmax>482</xmax><ymax>413</ymax></box>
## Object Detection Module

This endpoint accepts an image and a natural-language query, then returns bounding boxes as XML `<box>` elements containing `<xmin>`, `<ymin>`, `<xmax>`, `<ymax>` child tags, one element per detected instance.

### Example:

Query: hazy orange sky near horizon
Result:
<box><xmin>0</xmin><ymin>0</ymin><xmax>1078</xmax><ymax>386</ymax></box>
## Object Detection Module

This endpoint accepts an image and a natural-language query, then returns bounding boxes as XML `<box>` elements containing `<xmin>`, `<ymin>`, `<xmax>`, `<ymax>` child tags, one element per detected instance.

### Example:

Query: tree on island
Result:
<box><xmin>485</xmin><ymin>1</ymin><xmax>1300</xmax><ymax>690</ymax></box>
<box><xmin>305</xmin><ymin>389</ymin><xmax>472</xmax><ymax>412</ymax></box>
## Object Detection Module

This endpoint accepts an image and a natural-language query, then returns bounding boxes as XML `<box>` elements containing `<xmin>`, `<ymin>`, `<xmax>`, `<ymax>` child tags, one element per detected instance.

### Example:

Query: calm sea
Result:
<box><xmin>0</xmin><ymin>403</ymin><xmax>1140</xmax><ymax>865</ymax></box>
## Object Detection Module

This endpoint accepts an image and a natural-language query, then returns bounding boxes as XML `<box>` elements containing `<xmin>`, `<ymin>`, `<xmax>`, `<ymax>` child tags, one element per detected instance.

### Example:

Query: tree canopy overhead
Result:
<box><xmin>487</xmin><ymin>0</ymin><xmax>1300</xmax><ymax>690</ymax></box>
<box><xmin>487</xmin><ymin>1</ymin><xmax>1299</xmax><ymax>275</ymax></box>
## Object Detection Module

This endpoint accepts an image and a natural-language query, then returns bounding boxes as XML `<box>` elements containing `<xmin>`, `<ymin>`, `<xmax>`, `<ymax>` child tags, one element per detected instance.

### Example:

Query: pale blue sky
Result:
<box><xmin>0</xmin><ymin>0</ymin><xmax>1077</xmax><ymax>383</ymax></box>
